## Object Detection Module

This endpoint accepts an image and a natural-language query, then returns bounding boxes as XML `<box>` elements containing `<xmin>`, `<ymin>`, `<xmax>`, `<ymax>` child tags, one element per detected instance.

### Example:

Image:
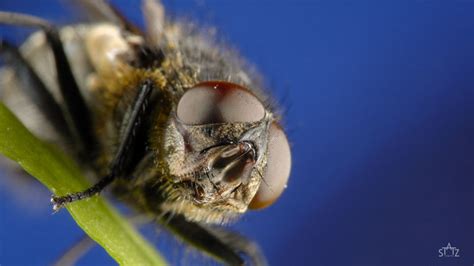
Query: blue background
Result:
<box><xmin>1</xmin><ymin>1</ymin><xmax>473</xmax><ymax>265</ymax></box>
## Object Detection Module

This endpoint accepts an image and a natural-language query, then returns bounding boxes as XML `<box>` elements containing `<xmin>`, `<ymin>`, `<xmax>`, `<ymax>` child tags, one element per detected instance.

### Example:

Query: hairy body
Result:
<box><xmin>0</xmin><ymin>1</ymin><xmax>291</xmax><ymax>264</ymax></box>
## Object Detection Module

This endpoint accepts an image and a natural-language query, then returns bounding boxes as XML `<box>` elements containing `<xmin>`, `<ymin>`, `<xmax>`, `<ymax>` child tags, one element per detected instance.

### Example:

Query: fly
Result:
<box><xmin>0</xmin><ymin>0</ymin><xmax>292</xmax><ymax>265</ymax></box>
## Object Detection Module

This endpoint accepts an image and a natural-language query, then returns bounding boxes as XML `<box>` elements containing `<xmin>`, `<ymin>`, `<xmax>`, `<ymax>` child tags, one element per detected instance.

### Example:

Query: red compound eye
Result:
<box><xmin>177</xmin><ymin>81</ymin><xmax>265</xmax><ymax>125</ymax></box>
<box><xmin>249</xmin><ymin>122</ymin><xmax>292</xmax><ymax>209</ymax></box>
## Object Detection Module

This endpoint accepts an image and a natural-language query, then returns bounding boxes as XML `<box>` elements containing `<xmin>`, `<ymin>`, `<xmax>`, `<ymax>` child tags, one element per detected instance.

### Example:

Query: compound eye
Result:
<box><xmin>177</xmin><ymin>81</ymin><xmax>265</xmax><ymax>125</ymax></box>
<box><xmin>177</xmin><ymin>86</ymin><xmax>218</xmax><ymax>125</ymax></box>
<box><xmin>249</xmin><ymin>123</ymin><xmax>291</xmax><ymax>209</ymax></box>
<box><xmin>218</xmin><ymin>87</ymin><xmax>265</xmax><ymax>123</ymax></box>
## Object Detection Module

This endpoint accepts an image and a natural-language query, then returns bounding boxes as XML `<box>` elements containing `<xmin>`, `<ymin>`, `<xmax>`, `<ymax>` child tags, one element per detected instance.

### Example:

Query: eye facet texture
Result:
<box><xmin>249</xmin><ymin>123</ymin><xmax>292</xmax><ymax>209</ymax></box>
<box><xmin>177</xmin><ymin>81</ymin><xmax>265</xmax><ymax>125</ymax></box>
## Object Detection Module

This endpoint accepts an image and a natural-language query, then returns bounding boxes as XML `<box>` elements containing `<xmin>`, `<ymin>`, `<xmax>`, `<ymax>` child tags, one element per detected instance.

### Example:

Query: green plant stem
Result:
<box><xmin>0</xmin><ymin>103</ymin><xmax>166</xmax><ymax>265</ymax></box>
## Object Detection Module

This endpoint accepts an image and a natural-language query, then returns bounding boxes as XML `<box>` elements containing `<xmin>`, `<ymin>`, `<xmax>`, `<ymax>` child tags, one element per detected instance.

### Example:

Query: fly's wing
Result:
<box><xmin>0</xmin><ymin>25</ymin><xmax>97</xmax><ymax>207</ymax></box>
<box><xmin>0</xmin><ymin>25</ymin><xmax>94</xmax><ymax>148</ymax></box>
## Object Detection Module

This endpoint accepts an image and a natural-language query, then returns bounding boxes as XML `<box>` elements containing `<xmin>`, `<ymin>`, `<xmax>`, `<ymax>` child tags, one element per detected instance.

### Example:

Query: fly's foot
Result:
<box><xmin>51</xmin><ymin>194</ymin><xmax>72</xmax><ymax>212</ymax></box>
<box><xmin>50</xmin><ymin>190</ymin><xmax>98</xmax><ymax>212</ymax></box>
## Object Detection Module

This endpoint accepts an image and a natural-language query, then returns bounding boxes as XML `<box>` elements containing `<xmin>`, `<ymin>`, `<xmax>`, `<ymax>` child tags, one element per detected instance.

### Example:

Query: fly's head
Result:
<box><xmin>161</xmin><ymin>81</ymin><xmax>291</xmax><ymax>224</ymax></box>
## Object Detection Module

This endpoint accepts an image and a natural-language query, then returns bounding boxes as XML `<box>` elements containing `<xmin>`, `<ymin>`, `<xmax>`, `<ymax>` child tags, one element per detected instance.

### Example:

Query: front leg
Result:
<box><xmin>160</xmin><ymin>213</ymin><xmax>267</xmax><ymax>265</ymax></box>
<box><xmin>160</xmin><ymin>214</ymin><xmax>245</xmax><ymax>266</ymax></box>
<box><xmin>206</xmin><ymin>226</ymin><xmax>268</xmax><ymax>266</ymax></box>
<box><xmin>52</xmin><ymin>80</ymin><xmax>154</xmax><ymax>210</ymax></box>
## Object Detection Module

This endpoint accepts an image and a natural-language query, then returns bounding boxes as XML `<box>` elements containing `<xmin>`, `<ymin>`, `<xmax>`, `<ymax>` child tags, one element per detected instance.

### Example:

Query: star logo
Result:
<box><xmin>438</xmin><ymin>243</ymin><xmax>460</xmax><ymax>258</ymax></box>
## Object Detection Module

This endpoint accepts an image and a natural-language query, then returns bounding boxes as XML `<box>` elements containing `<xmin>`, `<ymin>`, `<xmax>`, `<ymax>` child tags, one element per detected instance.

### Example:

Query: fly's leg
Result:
<box><xmin>51</xmin><ymin>80</ymin><xmax>154</xmax><ymax>210</ymax></box>
<box><xmin>78</xmin><ymin>0</ymin><xmax>164</xmax><ymax>39</ymax></box>
<box><xmin>0</xmin><ymin>39</ymin><xmax>72</xmax><ymax>142</ymax></box>
<box><xmin>77</xmin><ymin>0</ymin><xmax>143</xmax><ymax>35</ymax></box>
<box><xmin>160</xmin><ymin>214</ymin><xmax>245</xmax><ymax>266</ymax></box>
<box><xmin>164</xmin><ymin>214</ymin><xmax>268</xmax><ymax>265</ymax></box>
<box><xmin>53</xmin><ymin>235</ymin><xmax>95</xmax><ymax>266</ymax></box>
<box><xmin>142</xmin><ymin>0</ymin><xmax>165</xmax><ymax>42</ymax></box>
<box><xmin>207</xmin><ymin>227</ymin><xmax>268</xmax><ymax>266</ymax></box>
<box><xmin>0</xmin><ymin>12</ymin><xmax>96</xmax><ymax>155</ymax></box>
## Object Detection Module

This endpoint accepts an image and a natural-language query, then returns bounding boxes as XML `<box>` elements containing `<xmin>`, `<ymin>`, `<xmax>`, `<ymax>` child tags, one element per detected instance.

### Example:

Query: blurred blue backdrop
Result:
<box><xmin>1</xmin><ymin>1</ymin><xmax>473</xmax><ymax>265</ymax></box>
